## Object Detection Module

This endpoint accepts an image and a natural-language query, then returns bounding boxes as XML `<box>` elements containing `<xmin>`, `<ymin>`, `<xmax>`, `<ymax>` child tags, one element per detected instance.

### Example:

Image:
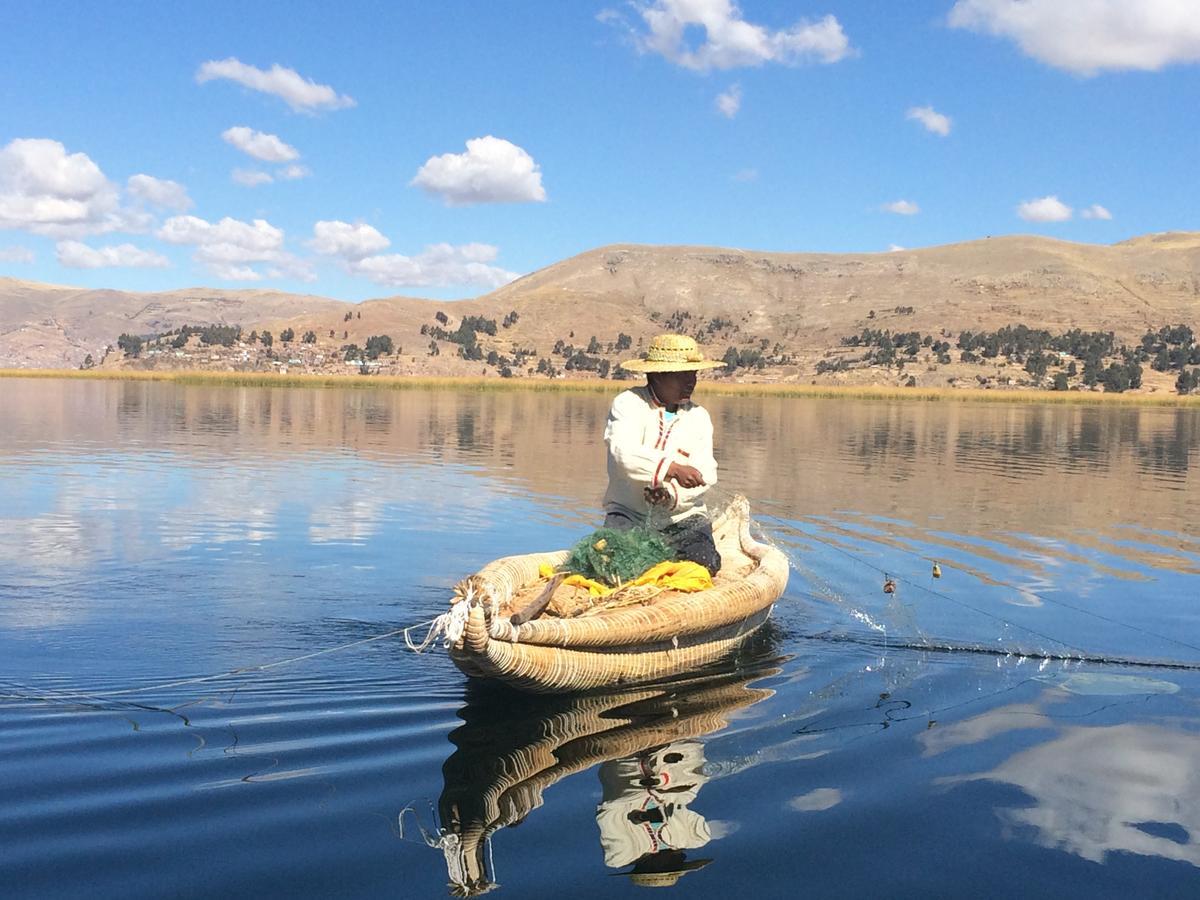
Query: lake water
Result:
<box><xmin>1</xmin><ymin>378</ymin><xmax>1199</xmax><ymax>898</ymax></box>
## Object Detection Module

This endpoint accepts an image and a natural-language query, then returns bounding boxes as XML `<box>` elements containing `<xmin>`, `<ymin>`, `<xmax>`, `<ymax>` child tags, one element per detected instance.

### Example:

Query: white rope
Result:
<box><xmin>397</xmin><ymin>805</ymin><xmax>498</xmax><ymax>895</ymax></box>
<box><xmin>486</xmin><ymin>834</ymin><xmax>497</xmax><ymax>887</ymax></box>
<box><xmin>438</xmin><ymin>832</ymin><xmax>469</xmax><ymax>889</ymax></box>
<box><xmin>404</xmin><ymin>602</ymin><xmax>470</xmax><ymax>653</ymax></box>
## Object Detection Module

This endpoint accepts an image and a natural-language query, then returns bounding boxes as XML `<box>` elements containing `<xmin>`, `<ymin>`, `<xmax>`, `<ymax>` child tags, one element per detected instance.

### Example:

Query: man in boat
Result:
<box><xmin>605</xmin><ymin>333</ymin><xmax>725</xmax><ymax>575</ymax></box>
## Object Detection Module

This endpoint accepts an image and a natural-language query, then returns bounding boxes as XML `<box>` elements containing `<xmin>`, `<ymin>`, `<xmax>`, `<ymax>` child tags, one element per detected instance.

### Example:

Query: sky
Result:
<box><xmin>0</xmin><ymin>0</ymin><xmax>1197</xmax><ymax>300</ymax></box>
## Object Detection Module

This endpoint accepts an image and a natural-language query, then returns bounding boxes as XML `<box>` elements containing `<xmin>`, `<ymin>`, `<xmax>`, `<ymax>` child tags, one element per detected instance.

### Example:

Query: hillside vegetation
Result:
<box><xmin>2</xmin><ymin>232</ymin><xmax>1199</xmax><ymax>394</ymax></box>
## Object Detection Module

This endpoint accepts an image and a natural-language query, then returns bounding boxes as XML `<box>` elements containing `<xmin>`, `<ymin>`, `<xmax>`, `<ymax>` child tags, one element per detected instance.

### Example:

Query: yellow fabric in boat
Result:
<box><xmin>538</xmin><ymin>561</ymin><xmax>713</xmax><ymax>596</ymax></box>
<box><xmin>635</xmin><ymin>560</ymin><xmax>714</xmax><ymax>592</ymax></box>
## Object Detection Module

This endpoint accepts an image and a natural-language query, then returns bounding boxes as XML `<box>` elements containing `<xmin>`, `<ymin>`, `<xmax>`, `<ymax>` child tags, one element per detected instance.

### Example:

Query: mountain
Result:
<box><xmin>0</xmin><ymin>279</ymin><xmax>349</xmax><ymax>369</ymax></box>
<box><xmin>2</xmin><ymin>233</ymin><xmax>1198</xmax><ymax>384</ymax></box>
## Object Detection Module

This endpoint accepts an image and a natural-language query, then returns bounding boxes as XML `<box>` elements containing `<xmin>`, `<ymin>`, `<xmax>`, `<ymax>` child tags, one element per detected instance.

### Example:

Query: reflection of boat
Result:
<box><xmin>414</xmin><ymin>651</ymin><xmax>780</xmax><ymax>896</ymax></box>
<box><xmin>444</xmin><ymin>496</ymin><xmax>789</xmax><ymax>692</ymax></box>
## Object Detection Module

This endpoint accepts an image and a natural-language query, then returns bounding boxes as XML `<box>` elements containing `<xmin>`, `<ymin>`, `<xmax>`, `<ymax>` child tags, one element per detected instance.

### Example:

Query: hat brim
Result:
<box><xmin>620</xmin><ymin>359</ymin><xmax>726</xmax><ymax>373</ymax></box>
<box><xmin>614</xmin><ymin>857</ymin><xmax>714</xmax><ymax>882</ymax></box>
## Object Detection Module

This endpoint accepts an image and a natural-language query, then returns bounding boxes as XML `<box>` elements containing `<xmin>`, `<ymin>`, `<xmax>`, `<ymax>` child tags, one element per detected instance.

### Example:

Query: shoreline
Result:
<box><xmin>2</xmin><ymin>367</ymin><xmax>1199</xmax><ymax>407</ymax></box>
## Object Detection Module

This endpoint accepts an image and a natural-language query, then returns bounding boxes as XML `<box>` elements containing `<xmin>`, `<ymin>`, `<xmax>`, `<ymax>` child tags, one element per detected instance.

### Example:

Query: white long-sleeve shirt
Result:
<box><xmin>603</xmin><ymin>386</ymin><xmax>718</xmax><ymax>525</ymax></box>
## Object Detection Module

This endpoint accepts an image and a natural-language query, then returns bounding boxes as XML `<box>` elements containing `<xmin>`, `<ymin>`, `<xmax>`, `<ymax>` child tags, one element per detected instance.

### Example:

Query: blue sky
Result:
<box><xmin>0</xmin><ymin>1</ymin><xmax>1197</xmax><ymax>300</ymax></box>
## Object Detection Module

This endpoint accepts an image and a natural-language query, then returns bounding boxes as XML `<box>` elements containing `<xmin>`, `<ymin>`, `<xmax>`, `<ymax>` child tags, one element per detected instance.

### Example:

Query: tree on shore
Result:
<box><xmin>118</xmin><ymin>334</ymin><xmax>143</xmax><ymax>358</ymax></box>
<box><xmin>364</xmin><ymin>334</ymin><xmax>393</xmax><ymax>359</ymax></box>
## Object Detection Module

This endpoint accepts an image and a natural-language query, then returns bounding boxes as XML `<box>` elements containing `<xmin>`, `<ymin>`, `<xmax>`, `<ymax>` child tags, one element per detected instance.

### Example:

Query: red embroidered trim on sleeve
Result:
<box><xmin>652</xmin><ymin>457</ymin><xmax>668</xmax><ymax>488</ymax></box>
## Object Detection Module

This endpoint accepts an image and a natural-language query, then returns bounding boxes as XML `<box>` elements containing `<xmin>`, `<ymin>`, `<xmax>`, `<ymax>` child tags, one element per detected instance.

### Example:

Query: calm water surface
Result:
<box><xmin>1</xmin><ymin>379</ymin><xmax>1199</xmax><ymax>898</ymax></box>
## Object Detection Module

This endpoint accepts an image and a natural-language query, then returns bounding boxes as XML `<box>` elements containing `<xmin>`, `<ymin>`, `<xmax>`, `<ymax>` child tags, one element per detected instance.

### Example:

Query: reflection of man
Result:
<box><xmin>595</xmin><ymin>740</ymin><xmax>714</xmax><ymax>887</ymax></box>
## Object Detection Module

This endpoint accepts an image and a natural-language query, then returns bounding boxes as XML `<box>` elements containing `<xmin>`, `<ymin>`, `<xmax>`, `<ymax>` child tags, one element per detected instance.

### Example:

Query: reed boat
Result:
<box><xmin>443</xmin><ymin>496</ymin><xmax>789</xmax><ymax>693</ymax></box>
<box><xmin>415</xmin><ymin>667</ymin><xmax>779</xmax><ymax>894</ymax></box>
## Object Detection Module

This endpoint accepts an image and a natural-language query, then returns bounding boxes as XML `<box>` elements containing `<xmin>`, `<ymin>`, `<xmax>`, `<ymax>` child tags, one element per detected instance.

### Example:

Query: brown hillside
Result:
<box><xmin>2</xmin><ymin>233</ymin><xmax>1198</xmax><ymax>384</ymax></box>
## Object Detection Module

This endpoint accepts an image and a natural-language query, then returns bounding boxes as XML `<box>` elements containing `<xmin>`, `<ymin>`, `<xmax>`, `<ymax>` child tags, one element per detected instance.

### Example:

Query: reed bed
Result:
<box><xmin>3</xmin><ymin>367</ymin><xmax>1199</xmax><ymax>407</ymax></box>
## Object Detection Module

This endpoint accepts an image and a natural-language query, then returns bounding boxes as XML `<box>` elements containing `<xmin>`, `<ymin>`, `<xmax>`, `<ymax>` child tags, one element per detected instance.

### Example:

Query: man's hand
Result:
<box><xmin>644</xmin><ymin>486</ymin><xmax>671</xmax><ymax>506</ymax></box>
<box><xmin>666</xmin><ymin>462</ymin><xmax>705</xmax><ymax>489</ymax></box>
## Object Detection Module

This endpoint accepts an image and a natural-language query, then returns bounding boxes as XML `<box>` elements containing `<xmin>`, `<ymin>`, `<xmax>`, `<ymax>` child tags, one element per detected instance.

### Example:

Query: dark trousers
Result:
<box><xmin>603</xmin><ymin>509</ymin><xmax>722</xmax><ymax>576</ymax></box>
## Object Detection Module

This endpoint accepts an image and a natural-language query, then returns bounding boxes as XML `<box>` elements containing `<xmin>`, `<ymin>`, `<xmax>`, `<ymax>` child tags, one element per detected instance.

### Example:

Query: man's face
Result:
<box><xmin>648</xmin><ymin>370</ymin><xmax>698</xmax><ymax>407</ymax></box>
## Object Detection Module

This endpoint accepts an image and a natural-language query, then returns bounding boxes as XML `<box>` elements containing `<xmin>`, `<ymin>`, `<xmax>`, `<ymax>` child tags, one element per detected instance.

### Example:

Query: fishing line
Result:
<box><xmin>709</xmin><ymin>485</ymin><xmax>1200</xmax><ymax>662</ymax></box>
<box><xmin>789</xmin><ymin>620</ymin><xmax>1200</xmax><ymax>673</ymax></box>
<box><xmin>791</xmin><ymin>534</ymin><xmax>1085</xmax><ymax>656</ymax></box>
<box><xmin>805</xmin><ymin>523</ymin><xmax>1200</xmax><ymax>658</ymax></box>
<box><xmin>0</xmin><ymin>620</ymin><xmax>434</xmax><ymax>708</ymax></box>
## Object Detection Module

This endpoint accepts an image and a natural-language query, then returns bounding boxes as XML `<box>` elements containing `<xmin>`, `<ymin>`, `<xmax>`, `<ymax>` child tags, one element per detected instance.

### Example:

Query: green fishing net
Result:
<box><xmin>565</xmin><ymin>526</ymin><xmax>674</xmax><ymax>587</ymax></box>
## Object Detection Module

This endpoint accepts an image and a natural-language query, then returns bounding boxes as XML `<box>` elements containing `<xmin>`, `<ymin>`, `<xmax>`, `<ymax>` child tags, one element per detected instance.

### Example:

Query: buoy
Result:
<box><xmin>883</xmin><ymin>578</ymin><xmax>896</xmax><ymax>594</ymax></box>
<box><xmin>932</xmin><ymin>563</ymin><xmax>942</xmax><ymax>579</ymax></box>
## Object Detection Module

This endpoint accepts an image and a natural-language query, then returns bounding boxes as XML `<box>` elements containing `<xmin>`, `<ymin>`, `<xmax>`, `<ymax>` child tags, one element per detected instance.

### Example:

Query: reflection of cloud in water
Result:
<box><xmin>944</xmin><ymin>723</ymin><xmax>1200</xmax><ymax>866</ymax></box>
<box><xmin>918</xmin><ymin>702</ymin><xmax>1056</xmax><ymax>757</ymax></box>
<box><xmin>308</xmin><ymin>495</ymin><xmax>385</xmax><ymax>545</ymax></box>
<box><xmin>788</xmin><ymin>787</ymin><xmax>842</xmax><ymax>812</ymax></box>
<box><xmin>0</xmin><ymin>466</ymin><xmax>140</xmax><ymax>576</ymax></box>
<box><xmin>305</xmin><ymin>463</ymin><xmax>505</xmax><ymax>544</ymax></box>
<box><xmin>0</xmin><ymin>596</ymin><xmax>83</xmax><ymax>630</ymax></box>
<box><xmin>158</xmin><ymin>470</ymin><xmax>280</xmax><ymax>550</ymax></box>
<box><xmin>0</xmin><ymin>514</ymin><xmax>88</xmax><ymax>569</ymax></box>
<box><xmin>704</xmin><ymin>819</ymin><xmax>739</xmax><ymax>839</ymax></box>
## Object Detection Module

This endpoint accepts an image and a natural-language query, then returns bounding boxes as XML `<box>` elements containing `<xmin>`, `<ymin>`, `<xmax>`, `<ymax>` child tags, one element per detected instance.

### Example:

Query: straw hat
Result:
<box><xmin>617</xmin><ymin>852</ymin><xmax>713</xmax><ymax>888</ymax></box>
<box><xmin>620</xmin><ymin>334</ymin><xmax>725</xmax><ymax>373</ymax></box>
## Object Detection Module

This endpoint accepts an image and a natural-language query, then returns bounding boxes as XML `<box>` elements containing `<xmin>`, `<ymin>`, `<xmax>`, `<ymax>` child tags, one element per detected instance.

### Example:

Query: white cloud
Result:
<box><xmin>350</xmin><ymin>242</ymin><xmax>518</xmax><ymax>290</ymax></box>
<box><xmin>411</xmin><ymin>136</ymin><xmax>546</xmax><ymax>206</ymax></box>
<box><xmin>618</xmin><ymin>0</ymin><xmax>852</xmax><ymax>70</ymax></box>
<box><xmin>1017</xmin><ymin>195</ymin><xmax>1073</xmax><ymax>222</ymax></box>
<box><xmin>232</xmin><ymin>169</ymin><xmax>274</xmax><ymax>187</ymax></box>
<box><xmin>0</xmin><ymin>138</ymin><xmax>124</xmax><ymax>237</ymax></box>
<box><xmin>888</xmin><ymin>244</ymin><xmax>906</xmax><ymax>252</ymax></box>
<box><xmin>56</xmin><ymin>240</ymin><xmax>170</xmax><ymax>269</ymax></box>
<box><xmin>231</xmin><ymin>164</ymin><xmax>310</xmax><ymax>187</ymax></box>
<box><xmin>196</xmin><ymin>58</ymin><xmax>356</xmax><ymax>112</ymax></box>
<box><xmin>948</xmin><ymin>0</ymin><xmax>1200</xmax><ymax>75</ymax></box>
<box><xmin>213</xmin><ymin>264</ymin><xmax>264</xmax><ymax>281</ymax></box>
<box><xmin>310</xmin><ymin>220</ymin><xmax>390</xmax><ymax>259</ymax></box>
<box><xmin>715</xmin><ymin>83</ymin><xmax>742</xmax><ymax>117</ymax></box>
<box><xmin>732</xmin><ymin>167</ymin><xmax>758</xmax><ymax>182</ymax></box>
<box><xmin>882</xmin><ymin>199</ymin><xmax>920</xmax><ymax>215</ymax></box>
<box><xmin>158</xmin><ymin>214</ymin><xmax>283</xmax><ymax>256</ymax></box>
<box><xmin>1081</xmin><ymin>203</ymin><xmax>1113</xmax><ymax>220</ymax></box>
<box><xmin>221</xmin><ymin>126</ymin><xmax>300</xmax><ymax>162</ymax></box>
<box><xmin>311</xmin><ymin>221</ymin><xmax>513</xmax><ymax>290</ymax></box>
<box><xmin>788</xmin><ymin>788</ymin><xmax>843</xmax><ymax>812</ymax></box>
<box><xmin>157</xmin><ymin>214</ymin><xmax>312</xmax><ymax>281</ymax></box>
<box><xmin>0</xmin><ymin>245</ymin><xmax>34</xmax><ymax>263</ymax></box>
<box><xmin>126</xmin><ymin>174</ymin><xmax>193</xmax><ymax>211</ymax></box>
<box><xmin>906</xmin><ymin>105</ymin><xmax>951</xmax><ymax>136</ymax></box>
